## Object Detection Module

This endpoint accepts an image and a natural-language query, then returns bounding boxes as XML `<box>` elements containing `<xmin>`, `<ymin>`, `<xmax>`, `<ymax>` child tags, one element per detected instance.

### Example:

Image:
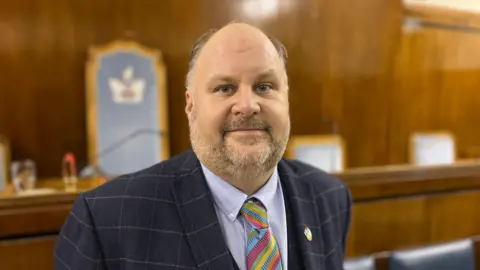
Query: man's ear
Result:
<box><xmin>185</xmin><ymin>89</ymin><xmax>193</xmax><ymax>115</ymax></box>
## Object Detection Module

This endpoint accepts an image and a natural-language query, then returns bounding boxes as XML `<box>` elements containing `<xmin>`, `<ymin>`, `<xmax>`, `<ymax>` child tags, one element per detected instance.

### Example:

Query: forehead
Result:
<box><xmin>194</xmin><ymin>30</ymin><xmax>284</xmax><ymax>80</ymax></box>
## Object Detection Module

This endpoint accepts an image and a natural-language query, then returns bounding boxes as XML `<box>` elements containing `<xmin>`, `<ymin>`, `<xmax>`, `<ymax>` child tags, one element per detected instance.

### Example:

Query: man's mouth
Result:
<box><xmin>229</xmin><ymin>128</ymin><xmax>265</xmax><ymax>132</ymax></box>
<box><xmin>221</xmin><ymin>119</ymin><xmax>271</xmax><ymax>136</ymax></box>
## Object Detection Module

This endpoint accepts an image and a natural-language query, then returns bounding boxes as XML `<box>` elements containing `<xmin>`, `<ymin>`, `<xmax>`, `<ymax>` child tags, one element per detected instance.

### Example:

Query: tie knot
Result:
<box><xmin>240</xmin><ymin>198</ymin><xmax>268</xmax><ymax>229</ymax></box>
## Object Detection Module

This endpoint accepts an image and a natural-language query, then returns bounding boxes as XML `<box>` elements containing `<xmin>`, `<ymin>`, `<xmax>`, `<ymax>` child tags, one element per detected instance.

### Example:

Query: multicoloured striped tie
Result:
<box><xmin>240</xmin><ymin>198</ymin><xmax>283</xmax><ymax>270</ymax></box>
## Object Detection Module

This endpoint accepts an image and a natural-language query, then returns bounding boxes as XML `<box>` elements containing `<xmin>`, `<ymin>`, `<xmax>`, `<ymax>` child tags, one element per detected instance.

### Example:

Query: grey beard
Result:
<box><xmin>189</xmin><ymin>121</ymin><xmax>288</xmax><ymax>179</ymax></box>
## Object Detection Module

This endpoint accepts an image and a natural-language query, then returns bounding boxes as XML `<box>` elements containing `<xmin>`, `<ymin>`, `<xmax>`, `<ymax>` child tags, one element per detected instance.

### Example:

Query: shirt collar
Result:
<box><xmin>201</xmin><ymin>163</ymin><xmax>280</xmax><ymax>222</ymax></box>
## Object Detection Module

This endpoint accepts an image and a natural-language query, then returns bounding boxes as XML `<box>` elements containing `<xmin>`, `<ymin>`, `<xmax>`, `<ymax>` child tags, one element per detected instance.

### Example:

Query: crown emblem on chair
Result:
<box><xmin>108</xmin><ymin>66</ymin><xmax>146</xmax><ymax>104</ymax></box>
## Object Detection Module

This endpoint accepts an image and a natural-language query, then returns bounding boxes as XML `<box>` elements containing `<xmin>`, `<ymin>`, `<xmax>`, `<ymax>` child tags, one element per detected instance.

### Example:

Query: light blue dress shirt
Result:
<box><xmin>201</xmin><ymin>164</ymin><xmax>288</xmax><ymax>270</ymax></box>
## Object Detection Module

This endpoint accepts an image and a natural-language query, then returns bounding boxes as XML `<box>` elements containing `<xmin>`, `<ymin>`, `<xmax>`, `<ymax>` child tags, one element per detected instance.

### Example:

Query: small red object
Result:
<box><xmin>62</xmin><ymin>152</ymin><xmax>77</xmax><ymax>178</ymax></box>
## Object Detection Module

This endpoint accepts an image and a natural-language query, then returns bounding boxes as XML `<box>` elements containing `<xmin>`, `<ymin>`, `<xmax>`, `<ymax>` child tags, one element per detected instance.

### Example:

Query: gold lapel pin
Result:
<box><xmin>304</xmin><ymin>227</ymin><xmax>313</xmax><ymax>241</ymax></box>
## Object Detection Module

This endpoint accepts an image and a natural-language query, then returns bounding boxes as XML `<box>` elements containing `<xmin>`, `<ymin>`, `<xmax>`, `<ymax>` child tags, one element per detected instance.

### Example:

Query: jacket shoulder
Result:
<box><xmin>281</xmin><ymin>158</ymin><xmax>347</xmax><ymax>191</ymax></box>
<box><xmin>280</xmin><ymin>158</ymin><xmax>351</xmax><ymax>213</ymax></box>
<box><xmin>82</xmin><ymin>150</ymin><xmax>198</xmax><ymax>199</ymax></box>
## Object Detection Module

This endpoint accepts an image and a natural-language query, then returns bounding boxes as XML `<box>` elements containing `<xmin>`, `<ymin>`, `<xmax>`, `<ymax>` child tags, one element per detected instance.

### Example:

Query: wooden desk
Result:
<box><xmin>339</xmin><ymin>159</ymin><xmax>480</xmax><ymax>201</ymax></box>
<box><xmin>0</xmin><ymin>178</ymin><xmax>98</xmax><ymax>270</ymax></box>
<box><xmin>2</xmin><ymin>162</ymin><xmax>480</xmax><ymax>267</ymax></box>
<box><xmin>336</xmin><ymin>160</ymin><xmax>480</xmax><ymax>258</ymax></box>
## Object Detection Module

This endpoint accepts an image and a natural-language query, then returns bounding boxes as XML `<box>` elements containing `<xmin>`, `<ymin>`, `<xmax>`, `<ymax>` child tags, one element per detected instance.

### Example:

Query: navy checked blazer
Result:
<box><xmin>54</xmin><ymin>150</ymin><xmax>352</xmax><ymax>270</ymax></box>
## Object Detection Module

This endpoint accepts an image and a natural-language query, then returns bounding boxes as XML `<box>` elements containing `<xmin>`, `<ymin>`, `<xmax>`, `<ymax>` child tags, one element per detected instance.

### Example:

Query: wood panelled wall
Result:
<box><xmin>0</xmin><ymin>0</ymin><xmax>478</xmax><ymax>177</ymax></box>
<box><xmin>389</xmin><ymin>5</ymin><xmax>480</xmax><ymax>164</ymax></box>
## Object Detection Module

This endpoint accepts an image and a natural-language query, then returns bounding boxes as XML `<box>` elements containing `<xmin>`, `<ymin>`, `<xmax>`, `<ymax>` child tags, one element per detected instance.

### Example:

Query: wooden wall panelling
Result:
<box><xmin>0</xmin><ymin>0</ymin><xmax>404</xmax><ymax>177</ymax></box>
<box><xmin>320</xmin><ymin>0</ymin><xmax>403</xmax><ymax>168</ymax></box>
<box><xmin>389</xmin><ymin>10</ymin><xmax>480</xmax><ymax>164</ymax></box>
<box><xmin>0</xmin><ymin>0</ymin><xmax>228</xmax><ymax>177</ymax></box>
<box><xmin>4</xmin><ymin>0</ymin><xmax>480</xmax><ymax>177</ymax></box>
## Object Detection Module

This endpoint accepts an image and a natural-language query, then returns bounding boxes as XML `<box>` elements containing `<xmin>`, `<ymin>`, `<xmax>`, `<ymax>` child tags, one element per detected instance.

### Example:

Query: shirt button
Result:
<box><xmin>229</xmin><ymin>213</ymin><xmax>235</xmax><ymax>219</ymax></box>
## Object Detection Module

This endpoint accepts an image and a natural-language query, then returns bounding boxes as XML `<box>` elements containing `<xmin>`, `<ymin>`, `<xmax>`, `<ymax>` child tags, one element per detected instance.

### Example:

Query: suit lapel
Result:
<box><xmin>278</xmin><ymin>159</ymin><xmax>325</xmax><ymax>270</ymax></box>
<box><xmin>170</xmin><ymin>152</ymin><xmax>235</xmax><ymax>270</ymax></box>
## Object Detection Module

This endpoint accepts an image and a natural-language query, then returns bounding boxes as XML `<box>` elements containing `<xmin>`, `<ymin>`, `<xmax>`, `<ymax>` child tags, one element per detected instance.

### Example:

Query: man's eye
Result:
<box><xmin>255</xmin><ymin>83</ymin><xmax>273</xmax><ymax>92</ymax></box>
<box><xmin>215</xmin><ymin>85</ymin><xmax>235</xmax><ymax>94</ymax></box>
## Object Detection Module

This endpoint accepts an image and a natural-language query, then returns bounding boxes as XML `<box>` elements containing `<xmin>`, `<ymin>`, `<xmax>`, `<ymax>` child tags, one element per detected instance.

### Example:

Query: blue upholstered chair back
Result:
<box><xmin>389</xmin><ymin>239</ymin><xmax>475</xmax><ymax>270</ymax></box>
<box><xmin>344</xmin><ymin>256</ymin><xmax>376</xmax><ymax>270</ymax></box>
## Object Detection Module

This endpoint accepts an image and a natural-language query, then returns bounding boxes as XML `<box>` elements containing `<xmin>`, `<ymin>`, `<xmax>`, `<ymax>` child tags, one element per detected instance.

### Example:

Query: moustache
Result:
<box><xmin>221</xmin><ymin>118</ymin><xmax>272</xmax><ymax>134</ymax></box>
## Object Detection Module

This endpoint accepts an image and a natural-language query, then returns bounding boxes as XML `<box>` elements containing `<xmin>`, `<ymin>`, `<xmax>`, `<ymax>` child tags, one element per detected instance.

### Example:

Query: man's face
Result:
<box><xmin>186</xmin><ymin>27</ymin><xmax>290</xmax><ymax>171</ymax></box>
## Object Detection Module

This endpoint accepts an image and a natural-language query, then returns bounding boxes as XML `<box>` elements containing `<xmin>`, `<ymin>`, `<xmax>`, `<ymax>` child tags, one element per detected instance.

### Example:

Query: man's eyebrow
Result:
<box><xmin>207</xmin><ymin>74</ymin><xmax>237</xmax><ymax>84</ymax></box>
<box><xmin>254</xmin><ymin>69</ymin><xmax>278</xmax><ymax>81</ymax></box>
<box><xmin>206</xmin><ymin>69</ymin><xmax>280</xmax><ymax>85</ymax></box>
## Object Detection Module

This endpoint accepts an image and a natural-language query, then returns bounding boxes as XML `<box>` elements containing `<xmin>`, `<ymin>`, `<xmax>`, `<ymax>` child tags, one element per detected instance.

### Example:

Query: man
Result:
<box><xmin>54</xmin><ymin>22</ymin><xmax>352</xmax><ymax>270</ymax></box>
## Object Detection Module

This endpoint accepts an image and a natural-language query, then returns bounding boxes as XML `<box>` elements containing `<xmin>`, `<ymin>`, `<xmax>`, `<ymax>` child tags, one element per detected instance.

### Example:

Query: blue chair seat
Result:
<box><xmin>389</xmin><ymin>239</ymin><xmax>475</xmax><ymax>270</ymax></box>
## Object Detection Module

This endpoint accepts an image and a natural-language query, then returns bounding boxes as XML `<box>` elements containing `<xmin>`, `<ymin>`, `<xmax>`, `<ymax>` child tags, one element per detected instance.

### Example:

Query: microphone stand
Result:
<box><xmin>80</xmin><ymin>129</ymin><xmax>165</xmax><ymax>182</ymax></box>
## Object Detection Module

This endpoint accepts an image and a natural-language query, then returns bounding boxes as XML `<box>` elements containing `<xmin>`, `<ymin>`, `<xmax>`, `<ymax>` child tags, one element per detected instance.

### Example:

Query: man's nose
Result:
<box><xmin>231</xmin><ymin>86</ymin><xmax>260</xmax><ymax>117</ymax></box>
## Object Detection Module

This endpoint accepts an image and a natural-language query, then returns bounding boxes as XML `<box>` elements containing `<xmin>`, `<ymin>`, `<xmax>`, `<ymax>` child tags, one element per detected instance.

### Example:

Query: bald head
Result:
<box><xmin>185</xmin><ymin>23</ymin><xmax>288</xmax><ymax>89</ymax></box>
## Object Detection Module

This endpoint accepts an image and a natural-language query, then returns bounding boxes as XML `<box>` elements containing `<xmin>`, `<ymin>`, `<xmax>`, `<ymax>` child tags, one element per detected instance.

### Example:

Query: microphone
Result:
<box><xmin>80</xmin><ymin>128</ymin><xmax>166</xmax><ymax>180</ymax></box>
